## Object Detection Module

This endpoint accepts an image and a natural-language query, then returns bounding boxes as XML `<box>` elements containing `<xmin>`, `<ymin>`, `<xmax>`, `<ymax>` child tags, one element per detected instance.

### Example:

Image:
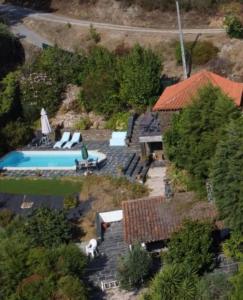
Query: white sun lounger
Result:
<box><xmin>63</xmin><ymin>132</ymin><xmax>81</xmax><ymax>149</ymax></box>
<box><xmin>53</xmin><ymin>132</ymin><xmax>71</xmax><ymax>149</ymax></box>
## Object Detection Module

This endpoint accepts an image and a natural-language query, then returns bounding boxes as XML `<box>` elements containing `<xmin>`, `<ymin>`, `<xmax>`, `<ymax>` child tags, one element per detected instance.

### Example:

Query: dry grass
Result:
<box><xmin>78</xmin><ymin>175</ymin><xmax>148</xmax><ymax>240</ymax></box>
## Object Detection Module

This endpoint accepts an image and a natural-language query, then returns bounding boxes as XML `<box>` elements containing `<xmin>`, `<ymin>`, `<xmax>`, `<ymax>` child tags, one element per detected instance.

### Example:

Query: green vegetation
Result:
<box><xmin>105</xmin><ymin>112</ymin><xmax>130</xmax><ymax>130</ymax></box>
<box><xmin>118</xmin><ymin>44</ymin><xmax>161</xmax><ymax>109</ymax></box>
<box><xmin>164</xmin><ymin>84</ymin><xmax>240</xmax><ymax>193</ymax></box>
<box><xmin>211</xmin><ymin>117</ymin><xmax>243</xmax><ymax>232</ymax></box>
<box><xmin>64</xmin><ymin>195</ymin><xmax>78</xmax><ymax>209</ymax></box>
<box><xmin>87</xmin><ymin>24</ymin><xmax>101</xmax><ymax>44</ymax></box>
<box><xmin>74</xmin><ymin>116</ymin><xmax>92</xmax><ymax>130</ymax></box>
<box><xmin>144</xmin><ymin>263</ymin><xmax>198</xmax><ymax>300</ymax></box>
<box><xmin>0</xmin><ymin>210</ymin><xmax>88</xmax><ymax>300</ymax></box>
<box><xmin>223</xmin><ymin>15</ymin><xmax>243</xmax><ymax>39</ymax></box>
<box><xmin>175</xmin><ymin>40</ymin><xmax>219</xmax><ymax>66</ymax></box>
<box><xmin>0</xmin><ymin>178</ymin><xmax>82</xmax><ymax>196</ymax></box>
<box><xmin>23</xmin><ymin>208</ymin><xmax>72</xmax><ymax>248</ymax></box>
<box><xmin>118</xmin><ymin>243</ymin><xmax>152</xmax><ymax>290</ymax></box>
<box><xmin>164</xmin><ymin>220</ymin><xmax>215</xmax><ymax>275</ymax></box>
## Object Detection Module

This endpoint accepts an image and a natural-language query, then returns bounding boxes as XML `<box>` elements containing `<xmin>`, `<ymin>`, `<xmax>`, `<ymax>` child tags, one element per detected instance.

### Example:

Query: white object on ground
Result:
<box><xmin>85</xmin><ymin>239</ymin><xmax>98</xmax><ymax>258</ymax></box>
<box><xmin>63</xmin><ymin>132</ymin><xmax>81</xmax><ymax>149</ymax></box>
<box><xmin>53</xmin><ymin>132</ymin><xmax>71</xmax><ymax>149</ymax></box>
<box><xmin>109</xmin><ymin>131</ymin><xmax>127</xmax><ymax>146</ymax></box>
<box><xmin>41</xmin><ymin>108</ymin><xmax>52</xmax><ymax>135</ymax></box>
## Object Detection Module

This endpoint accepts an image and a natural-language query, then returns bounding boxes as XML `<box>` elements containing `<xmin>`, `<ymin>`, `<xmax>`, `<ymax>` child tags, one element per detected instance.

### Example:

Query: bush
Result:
<box><xmin>64</xmin><ymin>195</ymin><xmax>78</xmax><ymax>209</ymax></box>
<box><xmin>74</xmin><ymin>117</ymin><xmax>92</xmax><ymax>130</ymax></box>
<box><xmin>0</xmin><ymin>209</ymin><xmax>14</xmax><ymax>227</ymax></box>
<box><xmin>175</xmin><ymin>40</ymin><xmax>219</xmax><ymax>66</ymax></box>
<box><xmin>223</xmin><ymin>232</ymin><xmax>243</xmax><ymax>260</ymax></box>
<box><xmin>223</xmin><ymin>15</ymin><xmax>243</xmax><ymax>39</ymax></box>
<box><xmin>1</xmin><ymin>120</ymin><xmax>33</xmax><ymax>151</ymax></box>
<box><xmin>118</xmin><ymin>243</ymin><xmax>152</xmax><ymax>289</ymax></box>
<box><xmin>105</xmin><ymin>112</ymin><xmax>130</xmax><ymax>130</ymax></box>
<box><xmin>87</xmin><ymin>24</ymin><xmax>101</xmax><ymax>44</ymax></box>
<box><xmin>144</xmin><ymin>263</ymin><xmax>198</xmax><ymax>300</ymax></box>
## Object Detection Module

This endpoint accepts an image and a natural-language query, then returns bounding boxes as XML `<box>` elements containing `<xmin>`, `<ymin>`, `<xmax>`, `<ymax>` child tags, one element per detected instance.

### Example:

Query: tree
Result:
<box><xmin>80</xmin><ymin>46</ymin><xmax>121</xmax><ymax>116</ymax></box>
<box><xmin>0</xmin><ymin>23</ymin><xmax>24</xmax><ymax>79</ymax></box>
<box><xmin>0</xmin><ymin>71</ymin><xmax>20</xmax><ymax>121</ymax></box>
<box><xmin>144</xmin><ymin>263</ymin><xmax>198</xmax><ymax>300</ymax></box>
<box><xmin>165</xmin><ymin>220</ymin><xmax>215</xmax><ymax>275</ymax></box>
<box><xmin>23</xmin><ymin>208</ymin><xmax>72</xmax><ymax>248</ymax></box>
<box><xmin>211</xmin><ymin>118</ymin><xmax>243</xmax><ymax>232</ymax></box>
<box><xmin>119</xmin><ymin>44</ymin><xmax>161</xmax><ymax>109</ymax></box>
<box><xmin>164</xmin><ymin>84</ymin><xmax>240</xmax><ymax>189</ymax></box>
<box><xmin>118</xmin><ymin>243</ymin><xmax>152</xmax><ymax>289</ymax></box>
<box><xmin>57</xmin><ymin>275</ymin><xmax>88</xmax><ymax>300</ymax></box>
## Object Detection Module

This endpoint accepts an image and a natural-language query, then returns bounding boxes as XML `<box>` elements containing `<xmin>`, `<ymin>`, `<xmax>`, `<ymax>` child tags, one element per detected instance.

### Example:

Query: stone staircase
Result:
<box><xmin>127</xmin><ymin>115</ymin><xmax>143</xmax><ymax>152</ymax></box>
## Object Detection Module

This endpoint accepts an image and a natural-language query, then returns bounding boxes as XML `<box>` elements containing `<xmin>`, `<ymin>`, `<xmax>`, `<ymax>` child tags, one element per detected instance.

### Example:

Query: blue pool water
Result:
<box><xmin>0</xmin><ymin>151</ymin><xmax>99</xmax><ymax>170</ymax></box>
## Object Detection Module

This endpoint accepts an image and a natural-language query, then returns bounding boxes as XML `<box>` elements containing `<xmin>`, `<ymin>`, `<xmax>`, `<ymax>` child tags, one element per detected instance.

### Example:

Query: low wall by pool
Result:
<box><xmin>0</xmin><ymin>150</ymin><xmax>107</xmax><ymax>171</ymax></box>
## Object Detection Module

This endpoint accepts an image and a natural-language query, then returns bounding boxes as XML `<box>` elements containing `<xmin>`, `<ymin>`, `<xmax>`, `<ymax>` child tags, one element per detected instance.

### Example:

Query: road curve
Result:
<box><xmin>0</xmin><ymin>4</ymin><xmax>225</xmax><ymax>35</ymax></box>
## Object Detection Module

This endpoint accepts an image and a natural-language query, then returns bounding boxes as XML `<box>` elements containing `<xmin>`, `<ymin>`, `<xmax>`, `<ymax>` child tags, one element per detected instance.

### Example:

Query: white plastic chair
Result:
<box><xmin>85</xmin><ymin>239</ymin><xmax>98</xmax><ymax>258</ymax></box>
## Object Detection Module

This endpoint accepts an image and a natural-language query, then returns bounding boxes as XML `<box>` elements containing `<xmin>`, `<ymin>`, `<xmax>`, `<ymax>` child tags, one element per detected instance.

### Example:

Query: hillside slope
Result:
<box><xmin>5</xmin><ymin>0</ymin><xmax>241</xmax><ymax>28</ymax></box>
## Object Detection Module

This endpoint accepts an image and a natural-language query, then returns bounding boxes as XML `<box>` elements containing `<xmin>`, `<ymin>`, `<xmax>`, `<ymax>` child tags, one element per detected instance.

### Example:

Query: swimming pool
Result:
<box><xmin>0</xmin><ymin>151</ymin><xmax>107</xmax><ymax>170</ymax></box>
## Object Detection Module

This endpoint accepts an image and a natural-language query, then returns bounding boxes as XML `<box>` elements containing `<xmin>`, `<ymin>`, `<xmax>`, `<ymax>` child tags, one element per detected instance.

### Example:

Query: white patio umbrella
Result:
<box><xmin>41</xmin><ymin>108</ymin><xmax>52</xmax><ymax>136</ymax></box>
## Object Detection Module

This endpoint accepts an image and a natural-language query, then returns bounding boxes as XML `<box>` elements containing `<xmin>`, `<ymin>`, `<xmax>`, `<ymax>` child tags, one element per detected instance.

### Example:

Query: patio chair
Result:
<box><xmin>53</xmin><ymin>132</ymin><xmax>71</xmax><ymax>149</ymax></box>
<box><xmin>30</xmin><ymin>130</ymin><xmax>43</xmax><ymax>147</ymax></box>
<box><xmin>86</xmin><ymin>239</ymin><xmax>98</xmax><ymax>258</ymax></box>
<box><xmin>63</xmin><ymin>132</ymin><xmax>81</xmax><ymax>149</ymax></box>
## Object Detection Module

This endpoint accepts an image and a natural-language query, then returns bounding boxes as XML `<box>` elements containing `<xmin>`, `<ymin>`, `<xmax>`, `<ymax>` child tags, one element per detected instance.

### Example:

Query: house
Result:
<box><xmin>122</xmin><ymin>193</ymin><xmax>220</xmax><ymax>250</ymax></box>
<box><xmin>153</xmin><ymin>70</ymin><xmax>243</xmax><ymax>111</ymax></box>
<box><xmin>153</xmin><ymin>70</ymin><xmax>243</xmax><ymax>130</ymax></box>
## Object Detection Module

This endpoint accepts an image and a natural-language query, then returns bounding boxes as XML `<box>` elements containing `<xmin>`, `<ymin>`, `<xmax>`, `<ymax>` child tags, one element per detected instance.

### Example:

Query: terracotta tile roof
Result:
<box><xmin>153</xmin><ymin>70</ymin><xmax>243</xmax><ymax>111</ymax></box>
<box><xmin>122</xmin><ymin>195</ymin><xmax>219</xmax><ymax>244</ymax></box>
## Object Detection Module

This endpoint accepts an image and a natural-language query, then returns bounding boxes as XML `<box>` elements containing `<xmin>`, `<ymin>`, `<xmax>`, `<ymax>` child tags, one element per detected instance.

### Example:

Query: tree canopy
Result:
<box><xmin>211</xmin><ymin>117</ymin><xmax>243</xmax><ymax>232</ymax></box>
<box><xmin>165</xmin><ymin>220</ymin><xmax>215</xmax><ymax>275</ymax></box>
<box><xmin>164</xmin><ymin>84</ymin><xmax>240</xmax><ymax>190</ymax></box>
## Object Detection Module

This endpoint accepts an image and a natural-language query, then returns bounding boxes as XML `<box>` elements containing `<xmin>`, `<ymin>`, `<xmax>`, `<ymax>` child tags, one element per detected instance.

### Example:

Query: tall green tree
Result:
<box><xmin>23</xmin><ymin>208</ymin><xmax>72</xmax><ymax>248</ymax></box>
<box><xmin>211</xmin><ymin>117</ymin><xmax>243</xmax><ymax>232</ymax></box>
<box><xmin>165</xmin><ymin>220</ymin><xmax>215</xmax><ymax>275</ymax></box>
<box><xmin>119</xmin><ymin>44</ymin><xmax>161</xmax><ymax>109</ymax></box>
<box><xmin>164</xmin><ymin>84</ymin><xmax>240</xmax><ymax>188</ymax></box>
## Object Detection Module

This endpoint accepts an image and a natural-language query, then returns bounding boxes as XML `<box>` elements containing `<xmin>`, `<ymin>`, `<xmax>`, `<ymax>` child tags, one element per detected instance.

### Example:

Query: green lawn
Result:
<box><xmin>0</xmin><ymin>178</ymin><xmax>83</xmax><ymax>196</ymax></box>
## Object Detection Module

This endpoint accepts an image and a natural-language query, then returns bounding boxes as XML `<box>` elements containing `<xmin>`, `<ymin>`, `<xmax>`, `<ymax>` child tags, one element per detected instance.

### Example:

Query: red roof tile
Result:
<box><xmin>153</xmin><ymin>70</ymin><xmax>243</xmax><ymax>111</ymax></box>
<box><xmin>122</xmin><ymin>195</ymin><xmax>219</xmax><ymax>244</ymax></box>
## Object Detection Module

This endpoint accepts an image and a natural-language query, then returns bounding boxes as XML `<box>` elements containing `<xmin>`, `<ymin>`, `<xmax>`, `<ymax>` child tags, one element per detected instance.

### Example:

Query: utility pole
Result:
<box><xmin>176</xmin><ymin>1</ymin><xmax>188</xmax><ymax>79</ymax></box>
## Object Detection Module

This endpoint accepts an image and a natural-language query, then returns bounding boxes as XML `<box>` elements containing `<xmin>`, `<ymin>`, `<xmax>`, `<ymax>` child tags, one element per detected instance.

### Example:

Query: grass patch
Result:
<box><xmin>0</xmin><ymin>178</ymin><xmax>83</xmax><ymax>196</ymax></box>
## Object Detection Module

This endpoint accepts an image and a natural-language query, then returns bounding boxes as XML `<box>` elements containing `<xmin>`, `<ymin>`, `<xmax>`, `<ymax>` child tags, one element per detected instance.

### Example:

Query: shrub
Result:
<box><xmin>118</xmin><ymin>243</ymin><xmax>152</xmax><ymax>289</ymax></box>
<box><xmin>74</xmin><ymin>117</ymin><xmax>92</xmax><ymax>130</ymax></box>
<box><xmin>223</xmin><ymin>15</ymin><xmax>243</xmax><ymax>39</ymax></box>
<box><xmin>0</xmin><ymin>209</ymin><xmax>14</xmax><ymax>227</ymax></box>
<box><xmin>105</xmin><ymin>112</ymin><xmax>130</xmax><ymax>130</ymax></box>
<box><xmin>223</xmin><ymin>232</ymin><xmax>243</xmax><ymax>261</ymax></box>
<box><xmin>64</xmin><ymin>195</ymin><xmax>78</xmax><ymax>210</ymax></box>
<box><xmin>144</xmin><ymin>263</ymin><xmax>198</xmax><ymax>300</ymax></box>
<box><xmin>1</xmin><ymin>120</ymin><xmax>33</xmax><ymax>151</ymax></box>
<box><xmin>87</xmin><ymin>24</ymin><xmax>101</xmax><ymax>44</ymax></box>
<box><xmin>175</xmin><ymin>40</ymin><xmax>219</xmax><ymax>66</ymax></box>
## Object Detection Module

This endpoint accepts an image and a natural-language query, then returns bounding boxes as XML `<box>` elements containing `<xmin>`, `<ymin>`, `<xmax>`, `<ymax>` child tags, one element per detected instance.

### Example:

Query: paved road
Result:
<box><xmin>0</xmin><ymin>4</ymin><xmax>225</xmax><ymax>47</ymax></box>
